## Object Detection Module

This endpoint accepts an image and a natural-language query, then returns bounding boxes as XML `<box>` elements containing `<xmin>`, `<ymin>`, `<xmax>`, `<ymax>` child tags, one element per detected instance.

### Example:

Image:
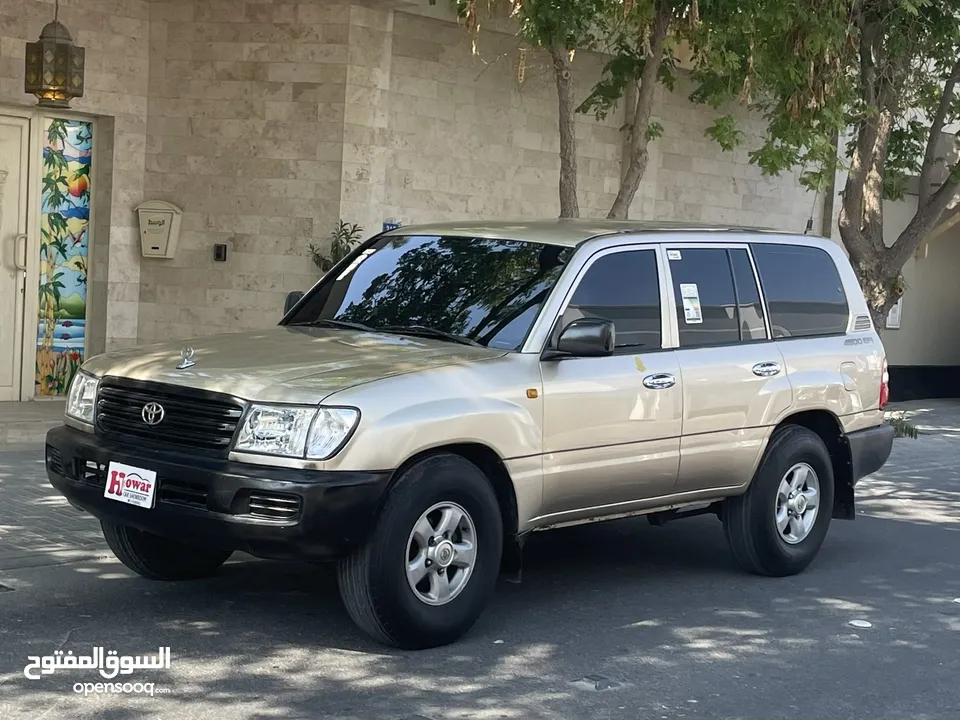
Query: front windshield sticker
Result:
<box><xmin>680</xmin><ymin>283</ymin><xmax>703</xmax><ymax>324</ymax></box>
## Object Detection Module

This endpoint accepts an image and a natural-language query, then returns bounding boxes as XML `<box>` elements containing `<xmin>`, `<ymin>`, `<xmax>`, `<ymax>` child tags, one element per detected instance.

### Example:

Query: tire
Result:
<box><xmin>723</xmin><ymin>425</ymin><xmax>835</xmax><ymax>577</ymax></box>
<box><xmin>101</xmin><ymin>521</ymin><xmax>233</xmax><ymax>581</ymax></box>
<box><xmin>337</xmin><ymin>453</ymin><xmax>503</xmax><ymax>649</ymax></box>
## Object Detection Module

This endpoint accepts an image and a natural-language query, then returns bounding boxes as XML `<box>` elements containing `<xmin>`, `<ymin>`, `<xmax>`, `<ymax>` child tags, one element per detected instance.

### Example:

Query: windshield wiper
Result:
<box><xmin>382</xmin><ymin>325</ymin><xmax>483</xmax><ymax>347</ymax></box>
<box><xmin>288</xmin><ymin>318</ymin><xmax>375</xmax><ymax>332</ymax></box>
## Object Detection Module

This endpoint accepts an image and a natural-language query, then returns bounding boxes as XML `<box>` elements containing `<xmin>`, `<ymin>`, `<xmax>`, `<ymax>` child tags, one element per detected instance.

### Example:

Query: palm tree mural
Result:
<box><xmin>37</xmin><ymin>118</ymin><xmax>92</xmax><ymax>396</ymax></box>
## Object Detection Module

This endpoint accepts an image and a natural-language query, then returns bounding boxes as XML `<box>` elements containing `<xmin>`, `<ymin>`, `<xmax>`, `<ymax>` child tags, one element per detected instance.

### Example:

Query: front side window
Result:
<box><xmin>284</xmin><ymin>235</ymin><xmax>571</xmax><ymax>351</ymax></box>
<box><xmin>556</xmin><ymin>249</ymin><xmax>662</xmax><ymax>353</ymax></box>
<box><xmin>750</xmin><ymin>243</ymin><xmax>849</xmax><ymax>338</ymax></box>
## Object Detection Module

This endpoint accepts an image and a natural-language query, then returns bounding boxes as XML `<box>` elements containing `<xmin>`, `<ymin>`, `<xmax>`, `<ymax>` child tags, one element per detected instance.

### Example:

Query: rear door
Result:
<box><xmin>665</xmin><ymin>243</ymin><xmax>793</xmax><ymax>493</ymax></box>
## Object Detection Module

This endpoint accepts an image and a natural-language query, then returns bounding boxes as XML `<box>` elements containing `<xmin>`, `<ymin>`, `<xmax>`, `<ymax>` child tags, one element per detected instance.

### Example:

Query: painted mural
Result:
<box><xmin>37</xmin><ymin>118</ymin><xmax>91</xmax><ymax>397</ymax></box>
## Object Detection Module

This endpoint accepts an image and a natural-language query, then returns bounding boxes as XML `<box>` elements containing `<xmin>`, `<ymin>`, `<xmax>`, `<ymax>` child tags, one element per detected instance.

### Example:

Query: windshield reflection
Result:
<box><xmin>285</xmin><ymin>235</ymin><xmax>571</xmax><ymax>351</ymax></box>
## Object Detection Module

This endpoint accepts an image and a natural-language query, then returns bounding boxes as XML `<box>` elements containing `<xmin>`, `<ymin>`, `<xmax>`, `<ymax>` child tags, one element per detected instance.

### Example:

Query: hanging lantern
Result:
<box><xmin>24</xmin><ymin>1</ymin><xmax>85</xmax><ymax>108</ymax></box>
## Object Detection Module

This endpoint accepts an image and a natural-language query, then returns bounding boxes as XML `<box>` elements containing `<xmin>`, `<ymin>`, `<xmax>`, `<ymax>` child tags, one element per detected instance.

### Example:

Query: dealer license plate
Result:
<box><xmin>103</xmin><ymin>462</ymin><xmax>158</xmax><ymax>509</ymax></box>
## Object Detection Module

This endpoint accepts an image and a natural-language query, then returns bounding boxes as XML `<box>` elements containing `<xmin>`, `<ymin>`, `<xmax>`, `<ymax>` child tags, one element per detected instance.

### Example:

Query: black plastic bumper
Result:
<box><xmin>847</xmin><ymin>423</ymin><xmax>895</xmax><ymax>484</ymax></box>
<box><xmin>44</xmin><ymin>425</ymin><xmax>393</xmax><ymax>561</ymax></box>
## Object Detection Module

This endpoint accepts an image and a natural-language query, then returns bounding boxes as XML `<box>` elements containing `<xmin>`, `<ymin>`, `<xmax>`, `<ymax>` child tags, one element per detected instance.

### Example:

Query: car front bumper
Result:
<box><xmin>44</xmin><ymin>425</ymin><xmax>392</xmax><ymax>561</ymax></box>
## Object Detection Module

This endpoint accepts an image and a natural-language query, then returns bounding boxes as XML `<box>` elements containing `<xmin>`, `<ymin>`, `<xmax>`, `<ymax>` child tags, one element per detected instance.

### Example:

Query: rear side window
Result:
<box><xmin>562</xmin><ymin>249</ymin><xmax>661</xmax><ymax>352</ymax></box>
<box><xmin>751</xmin><ymin>244</ymin><xmax>849</xmax><ymax>338</ymax></box>
<box><xmin>667</xmin><ymin>248</ymin><xmax>740</xmax><ymax>347</ymax></box>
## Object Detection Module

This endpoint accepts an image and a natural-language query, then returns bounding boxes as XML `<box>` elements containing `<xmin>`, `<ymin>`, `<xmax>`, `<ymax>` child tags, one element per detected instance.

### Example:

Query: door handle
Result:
<box><xmin>14</xmin><ymin>233</ymin><xmax>27</xmax><ymax>271</ymax></box>
<box><xmin>643</xmin><ymin>373</ymin><xmax>676</xmax><ymax>390</ymax></box>
<box><xmin>752</xmin><ymin>361</ymin><xmax>782</xmax><ymax>377</ymax></box>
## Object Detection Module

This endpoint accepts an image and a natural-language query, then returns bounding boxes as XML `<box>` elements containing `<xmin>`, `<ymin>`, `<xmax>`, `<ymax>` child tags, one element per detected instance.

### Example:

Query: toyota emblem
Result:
<box><xmin>141</xmin><ymin>402</ymin><xmax>165</xmax><ymax>426</ymax></box>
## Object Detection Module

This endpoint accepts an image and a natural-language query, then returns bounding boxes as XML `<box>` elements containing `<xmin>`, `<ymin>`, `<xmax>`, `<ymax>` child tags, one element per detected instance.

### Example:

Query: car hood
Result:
<box><xmin>82</xmin><ymin>326</ymin><xmax>507</xmax><ymax>404</ymax></box>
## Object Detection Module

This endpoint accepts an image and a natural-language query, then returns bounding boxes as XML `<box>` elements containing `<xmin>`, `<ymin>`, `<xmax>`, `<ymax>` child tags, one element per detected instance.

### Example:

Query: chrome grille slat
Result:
<box><xmin>248</xmin><ymin>492</ymin><xmax>302</xmax><ymax>521</ymax></box>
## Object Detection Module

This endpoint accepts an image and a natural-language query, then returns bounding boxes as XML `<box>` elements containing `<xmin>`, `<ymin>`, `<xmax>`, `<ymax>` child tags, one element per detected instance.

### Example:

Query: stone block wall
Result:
<box><xmin>0</xmin><ymin>0</ymin><xmax>149</xmax><ymax>351</ymax></box>
<box><xmin>2</xmin><ymin>0</ymin><xmax>825</xmax><ymax>350</ymax></box>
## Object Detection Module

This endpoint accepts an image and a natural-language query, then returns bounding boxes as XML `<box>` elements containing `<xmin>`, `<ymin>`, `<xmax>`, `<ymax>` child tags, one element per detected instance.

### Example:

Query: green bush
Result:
<box><xmin>309</xmin><ymin>221</ymin><xmax>364</xmax><ymax>273</ymax></box>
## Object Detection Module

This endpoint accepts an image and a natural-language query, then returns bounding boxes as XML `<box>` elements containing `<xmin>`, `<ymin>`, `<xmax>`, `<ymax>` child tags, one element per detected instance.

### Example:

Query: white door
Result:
<box><xmin>0</xmin><ymin>116</ymin><xmax>29</xmax><ymax>401</ymax></box>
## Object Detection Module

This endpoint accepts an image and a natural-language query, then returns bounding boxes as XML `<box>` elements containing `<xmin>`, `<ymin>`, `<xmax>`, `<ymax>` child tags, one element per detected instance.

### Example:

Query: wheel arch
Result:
<box><xmin>388</xmin><ymin>442</ymin><xmax>520</xmax><ymax>543</ymax></box>
<box><xmin>773</xmin><ymin>409</ymin><xmax>855</xmax><ymax>520</ymax></box>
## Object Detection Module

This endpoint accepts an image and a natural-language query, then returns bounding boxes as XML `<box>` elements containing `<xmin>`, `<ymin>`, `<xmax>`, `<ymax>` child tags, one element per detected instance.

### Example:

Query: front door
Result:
<box><xmin>0</xmin><ymin>115</ymin><xmax>29</xmax><ymax>401</ymax></box>
<box><xmin>538</xmin><ymin>245</ymin><xmax>682</xmax><ymax>524</ymax></box>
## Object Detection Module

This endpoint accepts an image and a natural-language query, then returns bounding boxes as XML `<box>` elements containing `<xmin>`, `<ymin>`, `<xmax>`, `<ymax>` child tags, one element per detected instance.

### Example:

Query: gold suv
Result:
<box><xmin>45</xmin><ymin>220</ymin><xmax>895</xmax><ymax>649</ymax></box>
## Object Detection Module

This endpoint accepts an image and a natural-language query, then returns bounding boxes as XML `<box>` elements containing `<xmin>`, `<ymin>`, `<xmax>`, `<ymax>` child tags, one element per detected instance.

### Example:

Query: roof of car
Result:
<box><xmin>381</xmin><ymin>219</ymin><xmax>802</xmax><ymax>248</ymax></box>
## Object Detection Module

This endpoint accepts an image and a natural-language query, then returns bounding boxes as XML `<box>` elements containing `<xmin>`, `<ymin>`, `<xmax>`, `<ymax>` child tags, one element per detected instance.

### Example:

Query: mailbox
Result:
<box><xmin>135</xmin><ymin>200</ymin><xmax>183</xmax><ymax>258</ymax></box>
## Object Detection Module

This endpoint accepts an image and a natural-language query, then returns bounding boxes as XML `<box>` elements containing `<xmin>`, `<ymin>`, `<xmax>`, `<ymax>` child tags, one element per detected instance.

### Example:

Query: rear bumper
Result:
<box><xmin>44</xmin><ymin>425</ymin><xmax>392</xmax><ymax>561</ymax></box>
<box><xmin>847</xmin><ymin>423</ymin><xmax>895</xmax><ymax>484</ymax></box>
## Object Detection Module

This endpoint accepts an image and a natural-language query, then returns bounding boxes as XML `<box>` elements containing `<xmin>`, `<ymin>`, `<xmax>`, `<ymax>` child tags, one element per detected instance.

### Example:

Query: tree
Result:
<box><xmin>579</xmin><ymin>1</ymin><xmax>702</xmax><ymax>219</ymax></box>
<box><xmin>433</xmin><ymin>0</ymin><xmax>613</xmax><ymax>218</ymax></box>
<box><xmin>689</xmin><ymin>0</ymin><xmax>960</xmax><ymax>328</ymax></box>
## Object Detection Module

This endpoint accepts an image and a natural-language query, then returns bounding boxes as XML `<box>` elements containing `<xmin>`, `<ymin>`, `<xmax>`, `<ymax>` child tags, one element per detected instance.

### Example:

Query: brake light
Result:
<box><xmin>879</xmin><ymin>358</ymin><xmax>889</xmax><ymax>410</ymax></box>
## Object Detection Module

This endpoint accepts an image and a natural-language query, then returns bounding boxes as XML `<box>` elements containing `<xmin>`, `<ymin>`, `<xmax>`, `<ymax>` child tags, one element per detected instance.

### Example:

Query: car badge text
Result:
<box><xmin>141</xmin><ymin>402</ymin><xmax>165</xmax><ymax>426</ymax></box>
<box><xmin>177</xmin><ymin>347</ymin><xmax>196</xmax><ymax>370</ymax></box>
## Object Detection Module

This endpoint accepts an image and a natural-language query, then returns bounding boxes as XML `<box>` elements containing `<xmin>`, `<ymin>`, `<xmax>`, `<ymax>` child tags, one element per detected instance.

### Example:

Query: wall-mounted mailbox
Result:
<box><xmin>135</xmin><ymin>200</ymin><xmax>183</xmax><ymax>258</ymax></box>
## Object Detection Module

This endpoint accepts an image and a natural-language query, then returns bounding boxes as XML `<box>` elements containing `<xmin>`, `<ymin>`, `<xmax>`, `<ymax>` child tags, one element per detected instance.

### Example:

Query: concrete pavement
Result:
<box><xmin>0</xmin><ymin>402</ymin><xmax>957</xmax><ymax>719</ymax></box>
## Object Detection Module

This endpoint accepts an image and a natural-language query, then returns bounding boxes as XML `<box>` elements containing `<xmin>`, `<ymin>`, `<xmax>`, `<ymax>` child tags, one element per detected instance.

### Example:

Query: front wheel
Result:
<box><xmin>723</xmin><ymin>425</ymin><xmax>835</xmax><ymax>577</ymax></box>
<box><xmin>101</xmin><ymin>522</ymin><xmax>233</xmax><ymax>580</ymax></box>
<box><xmin>337</xmin><ymin>454</ymin><xmax>503</xmax><ymax>649</ymax></box>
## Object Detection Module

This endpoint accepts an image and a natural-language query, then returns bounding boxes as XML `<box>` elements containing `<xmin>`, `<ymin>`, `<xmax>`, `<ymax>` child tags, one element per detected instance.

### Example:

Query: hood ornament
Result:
<box><xmin>177</xmin><ymin>347</ymin><xmax>196</xmax><ymax>370</ymax></box>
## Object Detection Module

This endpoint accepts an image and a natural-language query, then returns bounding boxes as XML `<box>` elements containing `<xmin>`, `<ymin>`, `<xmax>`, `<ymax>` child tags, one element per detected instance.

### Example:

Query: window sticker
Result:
<box><xmin>679</xmin><ymin>283</ymin><xmax>702</xmax><ymax>324</ymax></box>
<box><xmin>667</xmin><ymin>250</ymin><xmax>682</xmax><ymax>261</ymax></box>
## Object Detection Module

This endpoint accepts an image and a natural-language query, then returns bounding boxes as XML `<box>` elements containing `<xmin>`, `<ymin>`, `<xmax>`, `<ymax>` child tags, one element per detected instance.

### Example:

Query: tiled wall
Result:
<box><xmin>1</xmin><ymin>0</ymin><xmax>149</xmax><ymax>352</ymax></box>
<box><xmin>138</xmin><ymin>0</ymin><xmax>352</xmax><ymax>343</ymax></box>
<box><xmin>3</xmin><ymin>0</ymin><xmax>824</xmax><ymax>350</ymax></box>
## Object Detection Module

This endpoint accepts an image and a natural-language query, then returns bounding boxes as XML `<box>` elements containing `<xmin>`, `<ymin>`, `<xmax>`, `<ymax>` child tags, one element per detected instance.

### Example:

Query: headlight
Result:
<box><xmin>66</xmin><ymin>372</ymin><xmax>99</xmax><ymax>424</ymax></box>
<box><xmin>234</xmin><ymin>405</ymin><xmax>359</xmax><ymax>460</ymax></box>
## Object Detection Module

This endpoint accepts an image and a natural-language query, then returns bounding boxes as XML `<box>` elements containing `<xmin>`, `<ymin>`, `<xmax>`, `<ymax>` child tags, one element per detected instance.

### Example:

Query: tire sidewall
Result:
<box><xmin>753</xmin><ymin>429</ymin><xmax>835</xmax><ymax>572</ymax></box>
<box><xmin>367</xmin><ymin>456</ymin><xmax>503</xmax><ymax>644</ymax></box>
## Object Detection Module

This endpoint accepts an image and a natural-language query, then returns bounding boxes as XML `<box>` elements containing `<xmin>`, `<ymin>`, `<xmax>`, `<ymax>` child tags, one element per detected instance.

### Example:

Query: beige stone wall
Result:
<box><xmin>138</xmin><ymin>0</ymin><xmax>351</xmax><ymax>343</ymax></box>
<box><xmin>3</xmin><ymin>0</ymin><xmax>826</xmax><ymax>351</ymax></box>
<box><xmin>0</xmin><ymin>0</ymin><xmax>150</xmax><ymax>351</ymax></box>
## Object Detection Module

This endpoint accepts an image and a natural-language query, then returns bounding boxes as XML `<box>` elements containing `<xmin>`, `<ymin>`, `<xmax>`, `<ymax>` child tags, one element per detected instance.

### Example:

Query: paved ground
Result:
<box><xmin>0</xmin><ymin>402</ymin><xmax>958</xmax><ymax>719</ymax></box>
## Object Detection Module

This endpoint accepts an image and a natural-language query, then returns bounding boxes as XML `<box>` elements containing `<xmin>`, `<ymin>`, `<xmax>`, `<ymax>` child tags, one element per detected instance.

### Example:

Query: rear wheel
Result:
<box><xmin>101</xmin><ymin>522</ymin><xmax>233</xmax><ymax>580</ymax></box>
<box><xmin>338</xmin><ymin>454</ymin><xmax>503</xmax><ymax>649</ymax></box>
<box><xmin>723</xmin><ymin>425</ymin><xmax>835</xmax><ymax>577</ymax></box>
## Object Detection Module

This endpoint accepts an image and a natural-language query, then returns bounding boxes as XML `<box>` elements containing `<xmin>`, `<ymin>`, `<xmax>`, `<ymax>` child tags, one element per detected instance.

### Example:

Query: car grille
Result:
<box><xmin>95</xmin><ymin>380</ymin><xmax>245</xmax><ymax>457</ymax></box>
<box><xmin>46</xmin><ymin>447</ymin><xmax>64</xmax><ymax>475</ymax></box>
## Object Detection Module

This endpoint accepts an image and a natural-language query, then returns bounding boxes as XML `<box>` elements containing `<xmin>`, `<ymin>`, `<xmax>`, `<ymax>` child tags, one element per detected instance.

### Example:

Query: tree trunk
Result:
<box><xmin>549</xmin><ymin>43</ymin><xmax>579</xmax><ymax>219</ymax></box>
<box><xmin>607</xmin><ymin>1</ymin><xmax>671</xmax><ymax>220</ymax></box>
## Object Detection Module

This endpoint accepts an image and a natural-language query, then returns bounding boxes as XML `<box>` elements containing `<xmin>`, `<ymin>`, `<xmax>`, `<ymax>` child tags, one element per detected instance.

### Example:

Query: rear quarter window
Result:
<box><xmin>750</xmin><ymin>243</ymin><xmax>849</xmax><ymax>338</ymax></box>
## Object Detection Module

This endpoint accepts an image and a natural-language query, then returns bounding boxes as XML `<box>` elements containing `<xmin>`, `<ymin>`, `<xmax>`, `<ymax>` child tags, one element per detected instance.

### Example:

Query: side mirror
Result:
<box><xmin>283</xmin><ymin>291</ymin><xmax>304</xmax><ymax>315</ymax></box>
<box><xmin>545</xmin><ymin>318</ymin><xmax>615</xmax><ymax>360</ymax></box>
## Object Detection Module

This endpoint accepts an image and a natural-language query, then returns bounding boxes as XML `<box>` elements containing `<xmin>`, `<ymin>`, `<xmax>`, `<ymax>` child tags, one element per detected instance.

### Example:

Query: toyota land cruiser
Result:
<box><xmin>45</xmin><ymin>220</ymin><xmax>895</xmax><ymax>649</ymax></box>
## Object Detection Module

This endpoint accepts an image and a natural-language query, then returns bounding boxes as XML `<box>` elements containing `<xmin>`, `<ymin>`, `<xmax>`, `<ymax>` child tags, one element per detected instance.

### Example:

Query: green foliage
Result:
<box><xmin>689</xmin><ymin>0</ymin><xmax>960</xmax><ymax>198</ymax></box>
<box><xmin>885</xmin><ymin>414</ymin><xmax>919</xmax><ymax>439</ymax></box>
<box><xmin>704</xmin><ymin>115</ymin><xmax>743</xmax><ymax>151</ymax></box>
<box><xmin>309</xmin><ymin>221</ymin><xmax>364</xmax><ymax>274</ymax></box>
<box><xmin>578</xmin><ymin>34</ymin><xmax>679</xmax><ymax>121</ymax></box>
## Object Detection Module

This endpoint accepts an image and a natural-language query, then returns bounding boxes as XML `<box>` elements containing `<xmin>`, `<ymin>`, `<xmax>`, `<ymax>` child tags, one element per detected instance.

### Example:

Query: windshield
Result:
<box><xmin>284</xmin><ymin>235</ymin><xmax>572</xmax><ymax>351</ymax></box>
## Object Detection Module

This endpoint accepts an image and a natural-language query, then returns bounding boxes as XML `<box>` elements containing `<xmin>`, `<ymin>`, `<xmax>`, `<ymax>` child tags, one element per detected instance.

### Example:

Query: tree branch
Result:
<box><xmin>918</xmin><ymin>57</ymin><xmax>960</xmax><ymax>206</ymax></box>
<box><xmin>608</xmin><ymin>0</ymin><xmax>671</xmax><ymax>220</ymax></box>
<box><xmin>888</xmin><ymin>170</ymin><xmax>960</xmax><ymax>271</ymax></box>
